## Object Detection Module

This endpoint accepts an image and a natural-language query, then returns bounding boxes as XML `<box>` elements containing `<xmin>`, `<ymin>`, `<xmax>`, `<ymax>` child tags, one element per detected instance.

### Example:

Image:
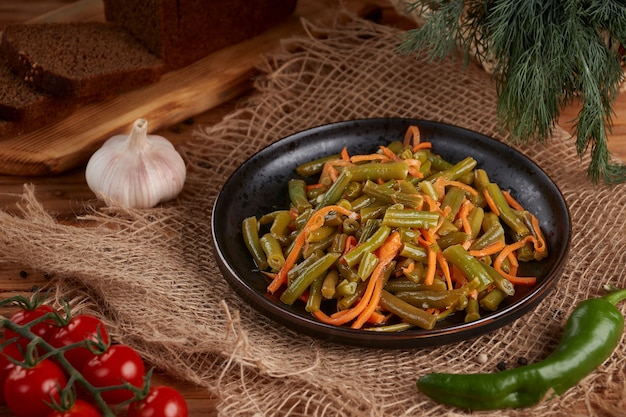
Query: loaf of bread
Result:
<box><xmin>103</xmin><ymin>0</ymin><xmax>298</xmax><ymax>70</ymax></box>
<box><xmin>1</xmin><ymin>22</ymin><xmax>164</xmax><ymax>99</ymax></box>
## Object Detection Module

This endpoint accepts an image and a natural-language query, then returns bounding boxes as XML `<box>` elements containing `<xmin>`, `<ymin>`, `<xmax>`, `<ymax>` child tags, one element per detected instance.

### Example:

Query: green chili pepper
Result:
<box><xmin>416</xmin><ymin>286</ymin><xmax>626</xmax><ymax>410</ymax></box>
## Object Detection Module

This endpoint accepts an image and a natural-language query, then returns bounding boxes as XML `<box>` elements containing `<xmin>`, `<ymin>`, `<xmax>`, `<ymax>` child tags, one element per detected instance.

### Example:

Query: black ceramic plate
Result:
<box><xmin>212</xmin><ymin>118</ymin><xmax>571</xmax><ymax>348</ymax></box>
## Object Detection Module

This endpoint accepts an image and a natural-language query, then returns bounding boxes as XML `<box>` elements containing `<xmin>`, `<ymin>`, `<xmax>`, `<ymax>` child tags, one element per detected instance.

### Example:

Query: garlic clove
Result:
<box><xmin>85</xmin><ymin>118</ymin><xmax>186</xmax><ymax>209</ymax></box>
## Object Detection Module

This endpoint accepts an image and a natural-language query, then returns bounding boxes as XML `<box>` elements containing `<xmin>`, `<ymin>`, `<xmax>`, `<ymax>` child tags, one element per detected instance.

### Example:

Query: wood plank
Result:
<box><xmin>0</xmin><ymin>0</ymin><xmax>376</xmax><ymax>176</ymax></box>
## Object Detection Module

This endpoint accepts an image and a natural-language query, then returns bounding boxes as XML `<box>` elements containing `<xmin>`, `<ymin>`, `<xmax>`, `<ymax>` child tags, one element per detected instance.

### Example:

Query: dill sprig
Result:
<box><xmin>397</xmin><ymin>0</ymin><xmax>626</xmax><ymax>184</ymax></box>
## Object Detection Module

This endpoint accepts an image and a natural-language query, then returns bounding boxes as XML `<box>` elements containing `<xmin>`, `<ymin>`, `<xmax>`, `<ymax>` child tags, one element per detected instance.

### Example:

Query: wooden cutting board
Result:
<box><xmin>0</xmin><ymin>0</ymin><xmax>382</xmax><ymax>176</ymax></box>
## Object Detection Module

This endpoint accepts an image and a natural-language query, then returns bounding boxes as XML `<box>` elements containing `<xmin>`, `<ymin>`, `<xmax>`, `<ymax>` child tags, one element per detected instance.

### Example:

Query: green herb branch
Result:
<box><xmin>397</xmin><ymin>0</ymin><xmax>626</xmax><ymax>184</ymax></box>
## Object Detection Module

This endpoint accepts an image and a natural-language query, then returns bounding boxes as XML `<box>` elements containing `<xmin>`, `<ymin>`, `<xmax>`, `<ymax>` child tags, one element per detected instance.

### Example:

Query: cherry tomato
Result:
<box><xmin>46</xmin><ymin>399</ymin><xmax>102</xmax><ymax>417</ymax></box>
<box><xmin>3</xmin><ymin>305</ymin><xmax>56</xmax><ymax>351</ymax></box>
<box><xmin>128</xmin><ymin>386</ymin><xmax>189</xmax><ymax>417</ymax></box>
<box><xmin>81</xmin><ymin>344</ymin><xmax>145</xmax><ymax>405</ymax></box>
<box><xmin>47</xmin><ymin>314</ymin><xmax>109</xmax><ymax>370</ymax></box>
<box><xmin>4</xmin><ymin>358</ymin><xmax>67</xmax><ymax>417</ymax></box>
<box><xmin>0</xmin><ymin>343</ymin><xmax>24</xmax><ymax>405</ymax></box>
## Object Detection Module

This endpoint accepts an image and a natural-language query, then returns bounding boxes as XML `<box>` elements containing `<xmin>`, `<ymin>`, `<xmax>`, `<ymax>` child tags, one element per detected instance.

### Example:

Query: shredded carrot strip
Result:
<box><xmin>483</xmin><ymin>189</ymin><xmax>500</xmax><ymax>216</ymax></box>
<box><xmin>352</xmin><ymin>232</ymin><xmax>403</xmax><ymax>329</ymax></box>
<box><xmin>468</xmin><ymin>240</ymin><xmax>505</xmax><ymax>257</ymax></box>
<box><xmin>340</xmin><ymin>147</ymin><xmax>350</xmax><ymax>162</ymax></box>
<box><xmin>418</xmin><ymin>236</ymin><xmax>437</xmax><ymax>286</ymax></box>
<box><xmin>423</xmin><ymin>194</ymin><xmax>441</xmax><ymax>210</ymax></box>
<box><xmin>343</xmin><ymin>235</ymin><xmax>357</xmax><ymax>255</ymax></box>
<box><xmin>314</xmin><ymin>232</ymin><xmax>401</xmax><ymax>327</ymax></box>
<box><xmin>350</xmin><ymin>154</ymin><xmax>390</xmax><ymax>163</ymax></box>
<box><xmin>403</xmin><ymin>125</ymin><xmax>421</xmax><ymax>147</ymax></box>
<box><xmin>507</xmin><ymin>251</ymin><xmax>519</xmax><ymax>277</ymax></box>
<box><xmin>493</xmin><ymin>236</ymin><xmax>537</xmax><ymax>286</ymax></box>
<box><xmin>267</xmin><ymin>205</ymin><xmax>356</xmax><ymax>294</ymax></box>
<box><xmin>529</xmin><ymin>213</ymin><xmax>547</xmax><ymax>254</ymax></box>
<box><xmin>320</xmin><ymin>159</ymin><xmax>352</xmax><ymax>184</ymax></box>
<box><xmin>451</xmin><ymin>265</ymin><xmax>468</xmax><ymax>286</ymax></box>
<box><xmin>406</xmin><ymin>159</ymin><xmax>424</xmax><ymax>178</ymax></box>
<box><xmin>439</xmin><ymin>179</ymin><xmax>479</xmax><ymax>196</ymax></box>
<box><xmin>305</xmin><ymin>183</ymin><xmax>325</xmax><ymax>192</ymax></box>
<box><xmin>366</xmin><ymin>310</ymin><xmax>386</xmax><ymax>324</ymax></box>
<box><xmin>468</xmin><ymin>288</ymin><xmax>479</xmax><ymax>299</ymax></box>
<box><xmin>503</xmin><ymin>275</ymin><xmax>537</xmax><ymax>286</ymax></box>
<box><xmin>458</xmin><ymin>200</ymin><xmax>474</xmax><ymax>235</ymax></box>
<box><xmin>401</xmin><ymin>261</ymin><xmax>415</xmax><ymax>274</ymax></box>
<box><xmin>436</xmin><ymin>250</ymin><xmax>453</xmax><ymax>290</ymax></box>
<box><xmin>433</xmin><ymin>177</ymin><xmax>447</xmax><ymax>200</ymax></box>
<box><xmin>503</xmin><ymin>191</ymin><xmax>524</xmax><ymax>211</ymax></box>
<box><xmin>379</xmin><ymin>146</ymin><xmax>401</xmax><ymax>161</ymax></box>
<box><xmin>412</xmin><ymin>141</ymin><xmax>432</xmax><ymax>151</ymax></box>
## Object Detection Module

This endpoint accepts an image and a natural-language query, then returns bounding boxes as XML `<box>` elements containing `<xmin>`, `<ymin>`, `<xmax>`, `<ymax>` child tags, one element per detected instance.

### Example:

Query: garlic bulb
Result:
<box><xmin>85</xmin><ymin>118</ymin><xmax>186</xmax><ymax>209</ymax></box>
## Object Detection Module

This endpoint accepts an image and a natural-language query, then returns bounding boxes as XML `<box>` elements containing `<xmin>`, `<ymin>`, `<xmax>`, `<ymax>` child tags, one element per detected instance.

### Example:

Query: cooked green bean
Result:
<box><xmin>287</xmin><ymin>250</ymin><xmax>321</xmax><ymax>284</ymax></box>
<box><xmin>380</xmin><ymin>290</ymin><xmax>438</xmax><ymax>330</ymax></box>
<box><xmin>465</xmin><ymin>297</ymin><xmax>481</xmax><ymax>322</ymax></box>
<box><xmin>288</xmin><ymin>179</ymin><xmax>312</xmax><ymax>212</ymax></box>
<box><xmin>357</xmin><ymin>251</ymin><xmax>379</xmax><ymax>280</ymax></box>
<box><xmin>259</xmin><ymin>233</ymin><xmax>286</xmax><ymax>271</ymax></box>
<box><xmin>385</xmin><ymin>277</ymin><xmax>448</xmax><ymax>293</ymax></box>
<box><xmin>365</xmin><ymin>322</ymin><xmax>414</xmax><ymax>332</ymax></box>
<box><xmin>469</xmin><ymin>222</ymin><xmax>505</xmax><ymax>250</ymax></box>
<box><xmin>399</xmin><ymin>242</ymin><xmax>429</xmax><ymax>263</ymax></box>
<box><xmin>441</xmin><ymin>186</ymin><xmax>467</xmax><ymax>221</ymax></box>
<box><xmin>467</xmin><ymin>206</ymin><xmax>485</xmax><ymax>239</ymax></box>
<box><xmin>336</xmin><ymin>279</ymin><xmax>358</xmax><ymax>297</ymax></box>
<box><xmin>330</xmin><ymin>233</ymin><xmax>348</xmax><ymax>254</ymax></box>
<box><xmin>442</xmin><ymin>244</ymin><xmax>493</xmax><ymax>291</ymax></box>
<box><xmin>305</xmin><ymin>275</ymin><xmax>324</xmax><ymax>312</ymax></box>
<box><xmin>321</xmin><ymin>270</ymin><xmax>340</xmax><ymax>299</ymax></box>
<box><xmin>428</xmin><ymin>156</ymin><xmax>477</xmax><ymax>181</ymax></box>
<box><xmin>306</xmin><ymin>225</ymin><xmax>336</xmax><ymax>243</ymax></box>
<box><xmin>479</xmin><ymin>288</ymin><xmax>508</xmax><ymax>311</ymax></box>
<box><xmin>362</xmin><ymin>180</ymin><xmax>423</xmax><ymax>208</ymax></box>
<box><xmin>358</xmin><ymin>218</ymin><xmax>381</xmax><ymax>243</ymax></box>
<box><xmin>381</xmin><ymin>208</ymin><xmax>440</xmax><ymax>229</ymax></box>
<box><xmin>242</xmin><ymin>216</ymin><xmax>269</xmax><ymax>270</ymax></box>
<box><xmin>337</xmin><ymin>261</ymin><xmax>362</xmax><ymax>283</ymax></box>
<box><xmin>344</xmin><ymin>181</ymin><xmax>363</xmax><ymax>199</ymax></box>
<box><xmin>302</xmin><ymin>233</ymin><xmax>335</xmax><ymax>259</ymax></box>
<box><xmin>350</xmin><ymin>194</ymin><xmax>376</xmax><ymax>210</ymax></box>
<box><xmin>418</xmin><ymin>179</ymin><xmax>439</xmax><ymax>200</ymax></box>
<box><xmin>296</xmin><ymin>154</ymin><xmax>340</xmax><ymax>176</ymax></box>
<box><xmin>317</xmin><ymin>169</ymin><xmax>353</xmax><ymax>208</ymax></box>
<box><xmin>337</xmin><ymin>280</ymin><xmax>366</xmax><ymax>309</ymax></box>
<box><xmin>485</xmin><ymin>182</ymin><xmax>530</xmax><ymax>241</ymax></box>
<box><xmin>437</xmin><ymin>231</ymin><xmax>470</xmax><ymax>250</ymax></box>
<box><xmin>280</xmin><ymin>253</ymin><xmax>340</xmax><ymax>305</ymax></box>
<box><xmin>483</xmin><ymin>264</ymin><xmax>515</xmax><ymax>296</ymax></box>
<box><xmin>360</xmin><ymin>204</ymin><xmax>388</xmax><ymax>222</ymax></box>
<box><xmin>342</xmin><ymin>217</ymin><xmax>360</xmax><ymax>235</ymax></box>
<box><xmin>342</xmin><ymin>225</ymin><xmax>391</xmax><ymax>267</ymax></box>
<box><xmin>428</xmin><ymin>153</ymin><xmax>453</xmax><ymax>171</ymax></box>
<box><xmin>270</xmin><ymin>210</ymin><xmax>293</xmax><ymax>239</ymax></box>
<box><xmin>395</xmin><ymin>286</ymin><xmax>471</xmax><ymax>309</ymax></box>
<box><xmin>347</xmin><ymin>161</ymin><xmax>409</xmax><ymax>182</ymax></box>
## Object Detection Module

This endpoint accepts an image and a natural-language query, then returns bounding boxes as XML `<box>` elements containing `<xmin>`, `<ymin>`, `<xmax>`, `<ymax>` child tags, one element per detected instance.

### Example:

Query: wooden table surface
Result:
<box><xmin>1</xmin><ymin>2</ymin><xmax>625</xmax><ymax>417</ymax></box>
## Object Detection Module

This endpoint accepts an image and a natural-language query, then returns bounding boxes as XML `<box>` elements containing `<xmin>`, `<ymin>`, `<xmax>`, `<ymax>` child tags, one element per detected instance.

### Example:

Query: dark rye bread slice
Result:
<box><xmin>103</xmin><ymin>0</ymin><xmax>297</xmax><ymax>70</ymax></box>
<box><xmin>0</xmin><ymin>56</ymin><xmax>77</xmax><ymax>122</ymax></box>
<box><xmin>1</xmin><ymin>22</ymin><xmax>164</xmax><ymax>99</ymax></box>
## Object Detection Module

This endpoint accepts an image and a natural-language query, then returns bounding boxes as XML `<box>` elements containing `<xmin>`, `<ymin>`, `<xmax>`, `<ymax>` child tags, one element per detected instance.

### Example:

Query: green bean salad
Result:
<box><xmin>242</xmin><ymin>125</ymin><xmax>548</xmax><ymax>331</ymax></box>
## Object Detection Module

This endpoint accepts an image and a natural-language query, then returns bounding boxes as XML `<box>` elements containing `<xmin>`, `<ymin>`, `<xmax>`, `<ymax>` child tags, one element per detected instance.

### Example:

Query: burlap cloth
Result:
<box><xmin>1</xmin><ymin>12</ymin><xmax>625</xmax><ymax>417</ymax></box>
